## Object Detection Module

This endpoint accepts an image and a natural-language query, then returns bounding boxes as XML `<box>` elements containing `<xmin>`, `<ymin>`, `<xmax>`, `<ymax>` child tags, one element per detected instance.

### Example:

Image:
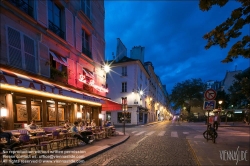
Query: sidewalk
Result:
<box><xmin>186</xmin><ymin>122</ymin><xmax>250</xmax><ymax>166</ymax></box>
<box><xmin>11</xmin><ymin>131</ymin><xmax>129</xmax><ymax>166</ymax></box>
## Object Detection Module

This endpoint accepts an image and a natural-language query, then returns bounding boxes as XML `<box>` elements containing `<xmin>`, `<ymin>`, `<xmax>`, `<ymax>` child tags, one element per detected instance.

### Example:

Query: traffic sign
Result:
<box><xmin>203</xmin><ymin>100</ymin><xmax>216</xmax><ymax>110</ymax></box>
<box><xmin>204</xmin><ymin>89</ymin><xmax>217</xmax><ymax>100</ymax></box>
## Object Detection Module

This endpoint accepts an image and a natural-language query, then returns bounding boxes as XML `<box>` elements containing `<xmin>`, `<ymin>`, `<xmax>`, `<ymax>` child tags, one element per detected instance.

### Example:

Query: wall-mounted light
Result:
<box><xmin>0</xmin><ymin>107</ymin><xmax>7</xmax><ymax>117</ymax></box>
<box><xmin>77</xmin><ymin>112</ymin><xmax>82</xmax><ymax>119</ymax></box>
<box><xmin>98</xmin><ymin>114</ymin><xmax>102</xmax><ymax>119</ymax></box>
<box><xmin>104</xmin><ymin>64</ymin><xmax>110</xmax><ymax>73</ymax></box>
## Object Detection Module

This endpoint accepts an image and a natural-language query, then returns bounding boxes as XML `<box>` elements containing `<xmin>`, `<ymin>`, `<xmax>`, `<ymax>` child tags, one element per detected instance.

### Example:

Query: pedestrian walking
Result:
<box><xmin>213</xmin><ymin>112</ymin><xmax>220</xmax><ymax>130</ymax></box>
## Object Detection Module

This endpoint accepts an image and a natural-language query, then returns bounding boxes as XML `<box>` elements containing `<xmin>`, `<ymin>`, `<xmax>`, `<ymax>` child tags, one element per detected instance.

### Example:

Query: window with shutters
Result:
<box><xmin>48</xmin><ymin>0</ymin><xmax>64</xmax><ymax>39</ymax></box>
<box><xmin>9</xmin><ymin>0</ymin><xmax>34</xmax><ymax>17</ymax></box>
<box><xmin>81</xmin><ymin>0</ymin><xmax>91</xmax><ymax>19</ymax></box>
<box><xmin>122</xmin><ymin>82</ymin><xmax>127</xmax><ymax>92</ymax></box>
<box><xmin>82</xmin><ymin>29</ymin><xmax>92</xmax><ymax>59</ymax></box>
<box><xmin>7</xmin><ymin>27</ymin><xmax>37</xmax><ymax>73</ymax></box>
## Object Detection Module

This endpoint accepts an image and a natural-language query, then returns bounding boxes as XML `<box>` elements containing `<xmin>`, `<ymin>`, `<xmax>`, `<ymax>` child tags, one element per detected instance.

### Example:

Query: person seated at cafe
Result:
<box><xmin>78</xmin><ymin>121</ymin><xmax>94</xmax><ymax>140</ymax></box>
<box><xmin>91</xmin><ymin>119</ymin><xmax>96</xmax><ymax>127</ymax></box>
<box><xmin>0</xmin><ymin>125</ymin><xmax>23</xmax><ymax>165</ymax></box>
<box><xmin>28</xmin><ymin>120</ymin><xmax>38</xmax><ymax>130</ymax></box>
<box><xmin>64</xmin><ymin>119</ymin><xmax>70</xmax><ymax>130</ymax></box>
<box><xmin>78</xmin><ymin>121</ymin><xmax>86</xmax><ymax>131</ymax></box>
<box><xmin>71</xmin><ymin>121</ymin><xmax>93</xmax><ymax>144</ymax></box>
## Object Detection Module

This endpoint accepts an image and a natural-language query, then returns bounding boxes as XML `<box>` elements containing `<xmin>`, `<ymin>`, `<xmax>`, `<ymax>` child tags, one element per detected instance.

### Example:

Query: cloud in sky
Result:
<box><xmin>104</xmin><ymin>1</ymin><xmax>250</xmax><ymax>93</ymax></box>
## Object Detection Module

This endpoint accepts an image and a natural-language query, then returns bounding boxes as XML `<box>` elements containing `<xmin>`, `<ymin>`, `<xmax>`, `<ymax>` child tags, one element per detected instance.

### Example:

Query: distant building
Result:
<box><xmin>115</xmin><ymin>38</ymin><xmax>127</xmax><ymax>62</ymax></box>
<box><xmin>221</xmin><ymin>70</ymin><xmax>242</xmax><ymax>94</ymax></box>
<box><xmin>130</xmin><ymin>46</ymin><xmax>145</xmax><ymax>63</ymax></box>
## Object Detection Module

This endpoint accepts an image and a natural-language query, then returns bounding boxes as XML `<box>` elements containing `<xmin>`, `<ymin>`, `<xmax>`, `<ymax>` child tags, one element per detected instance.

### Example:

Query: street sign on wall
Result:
<box><xmin>203</xmin><ymin>100</ymin><xmax>216</xmax><ymax>110</ymax></box>
<box><xmin>204</xmin><ymin>89</ymin><xmax>217</xmax><ymax>100</ymax></box>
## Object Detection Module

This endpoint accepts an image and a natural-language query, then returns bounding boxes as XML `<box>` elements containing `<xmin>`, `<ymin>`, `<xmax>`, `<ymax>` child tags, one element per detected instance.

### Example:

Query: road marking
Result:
<box><xmin>131</xmin><ymin>131</ymin><xmax>137</xmax><ymax>133</ymax></box>
<box><xmin>171</xmin><ymin>131</ymin><xmax>178</xmax><ymax>137</ymax></box>
<box><xmin>146</xmin><ymin>131</ymin><xmax>155</xmax><ymax>135</ymax></box>
<box><xmin>136</xmin><ymin>136</ymin><xmax>147</xmax><ymax>144</ymax></box>
<box><xmin>183</xmin><ymin>132</ymin><xmax>189</xmax><ymax>134</ymax></box>
<box><xmin>194</xmin><ymin>135</ymin><xmax>203</xmax><ymax>138</ymax></box>
<box><xmin>158</xmin><ymin>131</ymin><xmax>166</xmax><ymax>136</ymax></box>
<box><xmin>135</xmin><ymin>131</ymin><xmax>146</xmax><ymax>135</ymax></box>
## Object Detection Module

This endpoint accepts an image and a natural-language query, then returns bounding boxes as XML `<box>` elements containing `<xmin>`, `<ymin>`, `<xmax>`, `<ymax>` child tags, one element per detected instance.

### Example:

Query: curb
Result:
<box><xmin>187</xmin><ymin>139</ymin><xmax>201</xmax><ymax>166</ymax></box>
<box><xmin>68</xmin><ymin>134</ymin><xmax>130</xmax><ymax>166</ymax></box>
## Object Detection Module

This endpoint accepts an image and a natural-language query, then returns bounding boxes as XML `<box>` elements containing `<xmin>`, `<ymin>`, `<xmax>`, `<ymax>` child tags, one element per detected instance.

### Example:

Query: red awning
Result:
<box><xmin>102</xmin><ymin>99</ymin><xmax>122</xmax><ymax>111</ymax></box>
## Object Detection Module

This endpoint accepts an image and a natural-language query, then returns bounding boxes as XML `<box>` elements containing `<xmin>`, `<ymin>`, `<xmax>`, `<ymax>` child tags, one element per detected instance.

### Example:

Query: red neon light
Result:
<box><xmin>79</xmin><ymin>74</ymin><xmax>108</xmax><ymax>93</ymax></box>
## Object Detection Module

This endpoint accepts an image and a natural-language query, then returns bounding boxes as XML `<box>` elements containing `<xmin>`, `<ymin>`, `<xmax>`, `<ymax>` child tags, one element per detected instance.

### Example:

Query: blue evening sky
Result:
<box><xmin>104</xmin><ymin>1</ymin><xmax>250</xmax><ymax>94</ymax></box>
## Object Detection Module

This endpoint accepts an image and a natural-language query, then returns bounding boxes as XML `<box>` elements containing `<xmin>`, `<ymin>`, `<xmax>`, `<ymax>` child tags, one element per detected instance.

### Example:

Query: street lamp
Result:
<box><xmin>121</xmin><ymin>97</ymin><xmax>127</xmax><ymax>135</ymax></box>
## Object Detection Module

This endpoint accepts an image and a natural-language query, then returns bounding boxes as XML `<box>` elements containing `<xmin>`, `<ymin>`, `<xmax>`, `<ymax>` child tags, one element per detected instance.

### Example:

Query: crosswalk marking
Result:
<box><xmin>146</xmin><ymin>131</ymin><xmax>155</xmax><ymax>135</ymax></box>
<box><xmin>171</xmin><ymin>131</ymin><xmax>178</xmax><ymax>137</ymax></box>
<box><xmin>158</xmin><ymin>131</ymin><xmax>166</xmax><ymax>136</ymax></box>
<box><xmin>131</xmin><ymin>131</ymin><xmax>138</xmax><ymax>133</ymax></box>
<box><xmin>183</xmin><ymin>132</ymin><xmax>189</xmax><ymax>134</ymax></box>
<box><xmin>135</xmin><ymin>131</ymin><xmax>146</xmax><ymax>135</ymax></box>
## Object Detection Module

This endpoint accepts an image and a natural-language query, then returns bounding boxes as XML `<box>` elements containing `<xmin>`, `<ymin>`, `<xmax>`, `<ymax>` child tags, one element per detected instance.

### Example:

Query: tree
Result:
<box><xmin>170</xmin><ymin>78</ymin><xmax>206</xmax><ymax>111</ymax></box>
<box><xmin>228</xmin><ymin>67</ymin><xmax>250</xmax><ymax>108</ymax></box>
<box><xmin>199</xmin><ymin>0</ymin><xmax>250</xmax><ymax>63</ymax></box>
<box><xmin>215</xmin><ymin>90</ymin><xmax>230</xmax><ymax>109</ymax></box>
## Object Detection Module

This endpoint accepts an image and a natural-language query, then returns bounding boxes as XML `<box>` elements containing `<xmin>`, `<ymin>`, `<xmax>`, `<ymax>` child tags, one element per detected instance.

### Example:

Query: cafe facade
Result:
<box><xmin>0</xmin><ymin>0</ymin><xmax>121</xmax><ymax>130</ymax></box>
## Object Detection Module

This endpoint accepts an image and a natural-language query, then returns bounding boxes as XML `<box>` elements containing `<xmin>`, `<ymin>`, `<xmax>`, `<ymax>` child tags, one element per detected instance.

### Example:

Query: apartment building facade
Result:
<box><xmin>104</xmin><ymin>42</ymin><xmax>170</xmax><ymax>125</ymax></box>
<box><xmin>0</xmin><ymin>0</ymin><xmax>119</xmax><ymax>130</ymax></box>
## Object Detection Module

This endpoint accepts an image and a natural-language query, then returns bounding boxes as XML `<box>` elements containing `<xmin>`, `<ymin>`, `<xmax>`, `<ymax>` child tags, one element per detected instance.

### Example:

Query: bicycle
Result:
<box><xmin>203</xmin><ymin>123</ymin><xmax>218</xmax><ymax>143</ymax></box>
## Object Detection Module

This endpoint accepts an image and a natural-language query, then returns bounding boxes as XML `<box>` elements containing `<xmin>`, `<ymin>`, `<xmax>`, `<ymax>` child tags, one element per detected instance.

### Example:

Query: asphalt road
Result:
<box><xmin>80</xmin><ymin>121</ymin><xmax>199</xmax><ymax>166</ymax></box>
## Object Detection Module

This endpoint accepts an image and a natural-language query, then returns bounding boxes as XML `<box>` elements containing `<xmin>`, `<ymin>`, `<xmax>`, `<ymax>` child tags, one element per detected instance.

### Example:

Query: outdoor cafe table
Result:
<box><xmin>30</xmin><ymin>135</ymin><xmax>49</xmax><ymax>145</ymax></box>
<box><xmin>11</xmin><ymin>132</ymin><xmax>21</xmax><ymax>138</ymax></box>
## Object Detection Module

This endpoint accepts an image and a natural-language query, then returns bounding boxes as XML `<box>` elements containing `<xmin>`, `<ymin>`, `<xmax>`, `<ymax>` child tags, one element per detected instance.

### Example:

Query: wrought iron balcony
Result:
<box><xmin>48</xmin><ymin>20</ymin><xmax>65</xmax><ymax>39</ymax></box>
<box><xmin>10</xmin><ymin>0</ymin><xmax>33</xmax><ymax>17</ymax></box>
<box><xmin>82</xmin><ymin>46</ymin><xmax>92</xmax><ymax>59</ymax></box>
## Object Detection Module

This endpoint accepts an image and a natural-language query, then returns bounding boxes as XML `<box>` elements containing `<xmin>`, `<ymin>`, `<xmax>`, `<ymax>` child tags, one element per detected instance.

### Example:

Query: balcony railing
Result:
<box><xmin>82</xmin><ymin>46</ymin><xmax>92</xmax><ymax>59</ymax></box>
<box><xmin>48</xmin><ymin>20</ymin><xmax>65</xmax><ymax>39</ymax></box>
<box><xmin>10</xmin><ymin>0</ymin><xmax>33</xmax><ymax>17</ymax></box>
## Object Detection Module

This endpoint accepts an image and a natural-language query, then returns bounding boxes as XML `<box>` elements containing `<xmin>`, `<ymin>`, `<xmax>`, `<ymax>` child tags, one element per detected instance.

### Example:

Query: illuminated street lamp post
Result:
<box><xmin>121</xmin><ymin>97</ymin><xmax>127</xmax><ymax>135</ymax></box>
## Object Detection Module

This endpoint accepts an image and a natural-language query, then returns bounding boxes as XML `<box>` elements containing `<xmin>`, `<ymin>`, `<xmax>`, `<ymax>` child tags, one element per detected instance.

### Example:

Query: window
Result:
<box><xmin>122</xmin><ymin>66</ymin><xmax>127</xmax><ymax>76</ymax></box>
<box><xmin>122</xmin><ymin>82</ymin><xmax>127</xmax><ymax>92</ymax></box>
<box><xmin>48</xmin><ymin>0</ymin><xmax>64</xmax><ymax>39</ymax></box>
<box><xmin>49</xmin><ymin>51</ymin><xmax>67</xmax><ymax>82</ymax></box>
<box><xmin>117</xmin><ymin>112</ymin><xmax>131</xmax><ymax>123</ymax></box>
<box><xmin>7</xmin><ymin>27</ymin><xmax>36</xmax><ymax>73</ymax></box>
<box><xmin>82</xmin><ymin>29</ymin><xmax>92</xmax><ymax>58</ymax></box>
<box><xmin>9</xmin><ymin>0</ymin><xmax>34</xmax><ymax>17</ymax></box>
<box><xmin>81</xmin><ymin>0</ymin><xmax>91</xmax><ymax>19</ymax></box>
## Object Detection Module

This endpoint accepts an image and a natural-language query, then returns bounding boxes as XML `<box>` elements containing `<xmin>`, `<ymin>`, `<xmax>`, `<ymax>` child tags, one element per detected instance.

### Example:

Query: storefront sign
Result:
<box><xmin>79</xmin><ymin>74</ymin><xmax>108</xmax><ymax>93</ymax></box>
<box><xmin>0</xmin><ymin>72</ymin><xmax>102</xmax><ymax>103</ymax></box>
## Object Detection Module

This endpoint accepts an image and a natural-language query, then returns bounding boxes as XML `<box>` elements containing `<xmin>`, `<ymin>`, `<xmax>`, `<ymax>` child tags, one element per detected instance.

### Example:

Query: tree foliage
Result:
<box><xmin>170</xmin><ymin>78</ymin><xmax>206</xmax><ymax>111</ymax></box>
<box><xmin>215</xmin><ymin>90</ymin><xmax>230</xmax><ymax>109</ymax></box>
<box><xmin>228</xmin><ymin>67</ymin><xmax>250</xmax><ymax>108</ymax></box>
<box><xmin>199</xmin><ymin>0</ymin><xmax>250</xmax><ymax>63</ymax></box>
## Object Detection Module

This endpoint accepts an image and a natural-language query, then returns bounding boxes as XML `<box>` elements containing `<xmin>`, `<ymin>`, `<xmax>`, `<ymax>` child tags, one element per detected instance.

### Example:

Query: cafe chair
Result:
<box><xmin>35</xmin><ymin>132</ymin><xmax>52</xmax><ymax>151</ymax></box>
<box><xmin>51</xmin><ymin>130</ymin><xmax>64</xmax><ymax>150</ymax></box>
<box><xmin>17</xmin><ymin>129</ymin><xmax>28</xmax><ymax>135</ymax></box>
<box><xmin>15</xmin><ymin>134</ymin><xmax>37</xmax><ymax>158</ymax></box>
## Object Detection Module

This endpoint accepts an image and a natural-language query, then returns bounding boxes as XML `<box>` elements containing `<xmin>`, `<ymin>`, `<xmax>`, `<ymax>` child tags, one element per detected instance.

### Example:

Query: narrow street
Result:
<box><xmin>80</xmin><ymin>121</ymin><xmax>198</xmax><ymax>166</ymax></box>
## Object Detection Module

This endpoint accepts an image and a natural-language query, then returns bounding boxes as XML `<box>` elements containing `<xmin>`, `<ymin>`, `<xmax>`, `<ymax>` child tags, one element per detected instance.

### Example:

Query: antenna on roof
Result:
<box><xmin>112</xmin><ymin>52</ymin><xmax>114</xmax><ymax>60</ymax></box>
<box><xmin>235</xmin><ymin>65</ymin><xmax>237</xmax><ymax>71</ymax></box>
